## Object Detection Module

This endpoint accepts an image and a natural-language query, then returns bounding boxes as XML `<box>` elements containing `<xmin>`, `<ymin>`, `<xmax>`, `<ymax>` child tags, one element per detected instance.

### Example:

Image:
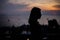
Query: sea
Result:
<box><xmin>0</xmin><ymin>10</ymin><xmax>60</xmax><ymax>27</ymax></box>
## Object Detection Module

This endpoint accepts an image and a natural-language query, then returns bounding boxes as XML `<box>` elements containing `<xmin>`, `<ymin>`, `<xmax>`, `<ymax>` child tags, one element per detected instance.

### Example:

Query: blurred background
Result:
<box><xmin>0</xmin><ymin>0</ymin><xmax>60</xmax><ymax>27</ymax></box>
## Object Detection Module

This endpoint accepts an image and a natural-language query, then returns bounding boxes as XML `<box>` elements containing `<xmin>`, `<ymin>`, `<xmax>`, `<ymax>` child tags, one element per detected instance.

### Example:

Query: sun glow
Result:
<box><xmin>27</xmin><ymin>3</ymin><xmax>60</xmax><ymax>10</ymax></box>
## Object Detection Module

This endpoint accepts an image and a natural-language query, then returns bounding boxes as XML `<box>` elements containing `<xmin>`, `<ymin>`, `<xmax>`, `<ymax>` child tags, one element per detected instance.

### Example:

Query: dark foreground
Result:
<box><xmin>0</xmin><ymin>24</ymin><xmax>60</xmax><ymax>40</ymax></box>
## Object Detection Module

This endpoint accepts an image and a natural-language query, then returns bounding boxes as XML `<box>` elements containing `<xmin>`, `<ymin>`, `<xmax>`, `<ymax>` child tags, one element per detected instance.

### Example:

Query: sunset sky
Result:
<box><xmin>8</xmin><ymin>0</ymin><xmax>60</xmax><ymax>10</ymax></box>
<box><xmin>0</xmin><ymin>0</ymin><xmax>60</xmax><ymax>26</ymax></box>
<box><xmin>0</xmin><ymin>0</ymin><xmax>60</xmax><ymax>12</ymax></box>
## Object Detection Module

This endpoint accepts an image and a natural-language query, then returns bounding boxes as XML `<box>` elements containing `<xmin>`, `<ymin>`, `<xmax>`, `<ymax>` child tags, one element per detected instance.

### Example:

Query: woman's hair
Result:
<box><xmin>28</xmin><ymin>7</ymin><xmax>41</xmax><ymax>24</ymax></box>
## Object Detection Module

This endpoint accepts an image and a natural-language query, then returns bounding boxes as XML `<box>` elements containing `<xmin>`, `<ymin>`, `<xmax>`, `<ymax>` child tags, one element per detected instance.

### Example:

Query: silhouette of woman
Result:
<box><xmin>28</xmin><ymin>7</ymin><xmax>42</xmax><ymax>40</ymax></box>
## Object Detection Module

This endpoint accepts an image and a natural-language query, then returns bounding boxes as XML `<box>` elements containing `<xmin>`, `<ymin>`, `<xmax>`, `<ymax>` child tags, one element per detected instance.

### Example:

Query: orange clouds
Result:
<box><xmin>8</xmin><ymin>0</ymin><xmax>60</xmax><ymax>10</ymax></box>
<box><xmin>27</xmin><ymin>3</ymin><xmax>60</xmax><ymax>10</ymax></box>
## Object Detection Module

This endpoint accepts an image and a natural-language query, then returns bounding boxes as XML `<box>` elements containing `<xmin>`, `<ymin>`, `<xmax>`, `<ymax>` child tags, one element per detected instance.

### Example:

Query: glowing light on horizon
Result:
<box><xmin>8</xmin><ymin>0</ymin><xmax>60</xmax><ymax>10</ymax></box>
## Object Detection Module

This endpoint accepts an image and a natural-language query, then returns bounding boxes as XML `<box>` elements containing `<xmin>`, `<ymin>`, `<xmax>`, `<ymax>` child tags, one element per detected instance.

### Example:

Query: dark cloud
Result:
<box><xmin>53</xmin><ymin>5</ymin><xmax>60</xmax><ymax>8</ymax></box>
<box><xmin>54</xmin><ymin>0</ymin><xmax>60</xmax><ymax>4</ymax></box>
<box><xmin>1</xmin><ymin>3</ymin><xmax>29</xmax><ymax>15</ymax></box>
<box><xmin>0</xmin><ymin>0</ymin><xmax>9</xmax><ymax>6</ymax></box>
<box><xmin>0</xmin><ymin>0</ymin><xmax>8</xmax><ymax>3</ymax></box>
<box><xmin>0</xmin><ymin>0</ymin><xmax>8</xmax><ymax>10</ymax></box>
<box><xmin>4</xmin><ymin>3</ymin><xmax>28</xmax><ymax>10</ymax></box>
<box><xmin>2</xmin><ymin>3</ymin><xmax>29</xmax><ymax>14</ymax></box>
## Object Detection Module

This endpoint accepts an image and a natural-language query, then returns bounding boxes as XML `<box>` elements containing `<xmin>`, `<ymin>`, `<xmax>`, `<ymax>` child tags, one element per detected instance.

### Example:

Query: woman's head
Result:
<box><xmin>29</xmin><ymin>7</ymin><xmax>41</xmax><ymax>24</ymax></box>
<box><xmin>30</xmin><ymin>7</ymin><xmax>41</xmax><ymax>20</ymax></box>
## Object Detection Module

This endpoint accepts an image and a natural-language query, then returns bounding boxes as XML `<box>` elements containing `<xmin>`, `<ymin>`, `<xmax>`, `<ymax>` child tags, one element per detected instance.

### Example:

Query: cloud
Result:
<box><xmin>53</xmin><ymin>5</ymin><xmax>60</xmax><ymax>8</ymax></box>
<box><xmin>0</xmin><ymin>0</ymin><xmax>8</xmax><ymax>3</ymax></box>
<box><xmin>4</xmin><ymin>3</ymin><xmax>28</xmax><ymax>10</ymax></box>
<box><xmin>1</xmin><ymin>3</ymin><xmax>29</xmax><ymax>16</ymax></box>
<box><xmin>54</xmin><ymin>0</ymin><xmax>60</xmax><ymax>4</ymax></box>
<box><xmin>0</xmin><ymin>0</ymin><xmax>9</xmax><ymax>6</ymax></box>
<box><xmin>0</xmin><ymin>0</ymin><xmax>9</xmax><ymax>10</ymax></box>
